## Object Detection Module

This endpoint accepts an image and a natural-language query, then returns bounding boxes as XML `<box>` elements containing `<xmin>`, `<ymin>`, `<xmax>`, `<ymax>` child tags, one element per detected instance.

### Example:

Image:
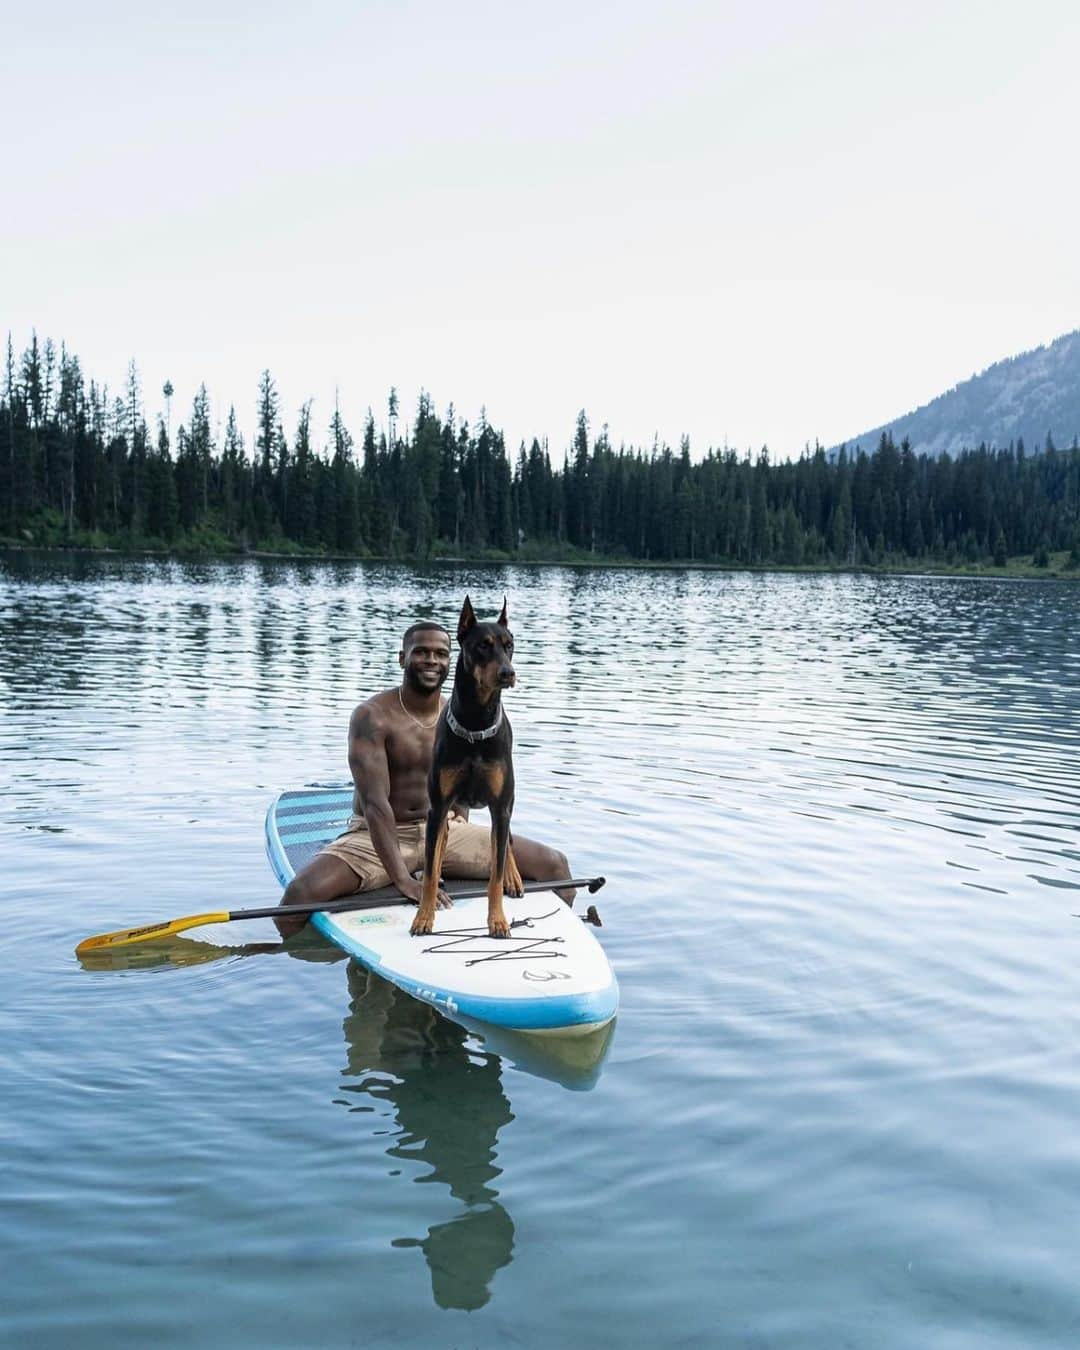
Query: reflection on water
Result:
<box><xmin>338</xmin><ymin>965</ymin><xmax>515</xmax><ymax>1311</ymax></box>
<box><xmin>335</xmin><ymin>965</ymin><xmax>612</xmax><ymax>1310</ymax></box>
<box><xmin>76</xmin><ymin>935</ymin><xmax>291</xmax><ymax>971</ymax></box>
<box><xmin>75</xmin><ymin>922</ymin><xmax>610</xmax><ymax>1314</ymax></box>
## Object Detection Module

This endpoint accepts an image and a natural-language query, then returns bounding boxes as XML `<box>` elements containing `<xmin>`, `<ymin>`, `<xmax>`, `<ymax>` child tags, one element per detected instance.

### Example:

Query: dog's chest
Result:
<box><xmin>451</xmin><ymin>756</ymin><xmax>497</xmax><ymax>808</ymax></box>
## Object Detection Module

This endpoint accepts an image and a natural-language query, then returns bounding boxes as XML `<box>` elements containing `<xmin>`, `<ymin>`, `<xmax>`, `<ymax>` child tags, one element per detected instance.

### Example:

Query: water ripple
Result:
<box><xmin>3</xmin><ymin>553</ymin><xmax>1080</xmax><ymax>1346</ymax></box>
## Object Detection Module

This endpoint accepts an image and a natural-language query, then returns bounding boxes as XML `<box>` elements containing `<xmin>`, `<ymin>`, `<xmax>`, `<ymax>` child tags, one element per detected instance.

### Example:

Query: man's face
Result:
<box><xmin>400</xmin><ymin>628</ymin><xmax>451</xmax><ymax>694</ymax></box>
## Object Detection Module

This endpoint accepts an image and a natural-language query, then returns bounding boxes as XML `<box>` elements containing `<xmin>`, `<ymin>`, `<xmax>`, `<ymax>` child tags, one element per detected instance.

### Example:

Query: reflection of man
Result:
<box><xmin>342</xmin><ymin>965</ymin><xmax>515</xmax><ymax>1311</ymax></box>
<box><xmin>393</xmin><ymin>1206</ymin><xmax>515</xmax><ymax>1312</ymax></box>
<box><xmin>276</xmin><ymin>620</ymin><xmax>572</xmax><ymax>937</ymax></box>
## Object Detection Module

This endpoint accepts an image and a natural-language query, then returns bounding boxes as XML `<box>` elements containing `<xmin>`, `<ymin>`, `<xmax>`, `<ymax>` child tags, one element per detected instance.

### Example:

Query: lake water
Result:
<box><xmin>3</xmin><ymin>553</ymin><xmax>1080</xmax><ymax>1348</ymax></box>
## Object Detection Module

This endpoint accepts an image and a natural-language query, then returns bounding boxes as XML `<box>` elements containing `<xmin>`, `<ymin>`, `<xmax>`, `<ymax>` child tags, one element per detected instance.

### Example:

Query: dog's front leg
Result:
<box><xmin>487</xmin><ymin>807</ymin><xmax>513</xmax><ymax>939</ymax></box>
<box><xmin>504</xmin><ymin>834</ymin><xmax>524</xmax><ymax>897</ymax></box>
<box><xmin>412</xmin><ymin>801</ymin><xmax>450</xmax><ymax>937</ymax></box>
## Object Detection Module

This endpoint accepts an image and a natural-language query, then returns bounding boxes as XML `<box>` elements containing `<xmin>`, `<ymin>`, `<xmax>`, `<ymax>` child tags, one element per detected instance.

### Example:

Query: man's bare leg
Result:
<box><xmin>275</xmin><ymin>854</ymin><xmax>363</xmax><ymax>938</ymax></box>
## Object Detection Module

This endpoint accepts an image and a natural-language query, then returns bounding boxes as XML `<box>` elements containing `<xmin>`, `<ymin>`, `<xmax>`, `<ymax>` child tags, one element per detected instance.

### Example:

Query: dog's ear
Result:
<box><xmin>497</xmin><ymin>595</ymin><xmax>509</xmax><ymax>627</ymax></box>
<box><xmin>457</xmin><ymin>594</ymin><xmax>477</xmax><ymax>642</ymax></box>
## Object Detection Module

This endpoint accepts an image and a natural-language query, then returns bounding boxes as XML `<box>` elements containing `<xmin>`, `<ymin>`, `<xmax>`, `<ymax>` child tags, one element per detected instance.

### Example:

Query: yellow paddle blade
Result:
<box><xmin>74</xmin><ymin>911</ymin><xmax>231</xmax><ymax>955</ymax></box>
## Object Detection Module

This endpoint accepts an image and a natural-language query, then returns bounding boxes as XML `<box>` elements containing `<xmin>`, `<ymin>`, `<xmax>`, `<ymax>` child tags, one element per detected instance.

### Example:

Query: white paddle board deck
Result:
<box><xmin>265</xmin><ymin>789</ymin><xmax>618</xmax><ymax>1036</ymax></box>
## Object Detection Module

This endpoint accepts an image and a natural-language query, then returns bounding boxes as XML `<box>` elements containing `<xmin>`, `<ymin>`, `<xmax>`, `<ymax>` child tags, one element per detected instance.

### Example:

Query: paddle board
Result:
<box><xmin>265</xmin><ymin>788</ymin><xmax>618</xmax><ymax>1036</ymax></box>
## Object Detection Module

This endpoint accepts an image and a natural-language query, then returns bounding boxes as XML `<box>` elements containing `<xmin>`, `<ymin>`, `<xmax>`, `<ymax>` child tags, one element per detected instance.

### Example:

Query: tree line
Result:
<box><xmin>3</xmin><ymin>332</ymin><xmax>1080</xmax><ymax>568</ymax></box>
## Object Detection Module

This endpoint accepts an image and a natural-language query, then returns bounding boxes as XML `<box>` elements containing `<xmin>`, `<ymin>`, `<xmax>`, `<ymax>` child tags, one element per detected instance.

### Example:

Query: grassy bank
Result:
<box><xmin>2</xmin><ymin>510</ymin><xmax>1078</xmax><ymax>578</ymax></box>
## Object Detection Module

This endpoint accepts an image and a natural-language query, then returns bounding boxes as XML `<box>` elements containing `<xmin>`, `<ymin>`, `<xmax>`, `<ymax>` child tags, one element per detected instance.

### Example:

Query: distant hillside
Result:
<box><xmin>835</xmin><ymin>329</ymin><xmax>1080</xmax><ymax>458</ymax></box>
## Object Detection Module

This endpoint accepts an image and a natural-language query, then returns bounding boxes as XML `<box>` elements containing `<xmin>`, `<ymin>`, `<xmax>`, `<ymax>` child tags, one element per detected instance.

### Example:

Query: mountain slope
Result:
<box><xmin>835</xmin><ymin>329</ymin><xmax>1080</xmax><ymax>458</ymax></box>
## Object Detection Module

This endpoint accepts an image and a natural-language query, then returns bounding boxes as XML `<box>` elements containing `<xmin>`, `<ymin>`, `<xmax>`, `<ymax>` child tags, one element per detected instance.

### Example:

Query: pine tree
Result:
<box><xmin>569</xmin><ymin>410</ymin><xmax>589</xmax><ymax>547</ymax></box>
<box><xmin>125</xmin><ymin>361</ymin><xmax>148</xmax><ymax>533</ymax></box>
<box><xmin>254</xmin><ymin>370</ymin><xmax>280</xmax><ymax>539</ymax></box>
<box><xmin>289</xmin><ymin>400</ymin><xmax>316</xmax><ymax>544</ymax></box>
<box><xmin>781</xmin><ymin>503</ymin><xmax>803</xmax><ymax>564</ymax></box>
<box><xmin>749</xmin><ymin>450</ymin><xmax>770</xmax><ymax>562</ymax></box>
<box><xmin>329</xmin><ymin>397</ymin><xmax>359</xmax><ymax>553</ymax></box>
<box><xmin>146</xmin><ymin>420</ymin><xmax>179</xmax><ymax>541</ymax></box>
<box><xmin>221</xmin><ymin>407</ymin><xmax>245</xmax><ymax>536</ymax></box>
<box><xmin>175</xmin><ymin>425</ymin><xmax>199</xmax><ymax>530</ymax></box>
<box><xmin>187</xmin><ymin>384</ymin><xmax>213</xmax><ymax>520</ymax></box>
<box><xmin>436</xmin><ymin>410</ymin><xmax>461</xmax><ymax>544</ymax></box>
<box><xmin>3</xmin><ymin>335</ymin><xmax>16</xmax><ymax>530</ymax></box>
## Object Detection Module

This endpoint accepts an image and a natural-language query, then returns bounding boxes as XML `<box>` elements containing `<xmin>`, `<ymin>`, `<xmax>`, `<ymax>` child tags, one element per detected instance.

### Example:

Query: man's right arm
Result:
<box><xmin>348</xmin><ymin>702</ymin><xmax>424</xmax><ymax>903</ymax></box>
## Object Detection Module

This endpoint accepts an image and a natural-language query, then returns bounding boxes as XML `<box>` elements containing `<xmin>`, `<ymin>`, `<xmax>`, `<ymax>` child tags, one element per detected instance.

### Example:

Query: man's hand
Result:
<box><xmin>396</xmin><ymin>875</ymin><xmax>454</xmax><ymax>910</ymax></box>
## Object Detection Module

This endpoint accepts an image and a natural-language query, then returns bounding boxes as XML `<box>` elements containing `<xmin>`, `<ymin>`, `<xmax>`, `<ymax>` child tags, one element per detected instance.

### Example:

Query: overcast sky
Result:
<box><xmin>4</xmin><ymin>1</ymin><xmax>1078</xmax><ymax>460</ymax></box>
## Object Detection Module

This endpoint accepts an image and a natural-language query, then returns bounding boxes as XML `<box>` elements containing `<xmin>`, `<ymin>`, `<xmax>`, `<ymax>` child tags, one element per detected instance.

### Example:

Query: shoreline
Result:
<box><xmin>2</xmin><ymin>540</ymin><xmax>1078</xmax><ymax>581</ymax></box>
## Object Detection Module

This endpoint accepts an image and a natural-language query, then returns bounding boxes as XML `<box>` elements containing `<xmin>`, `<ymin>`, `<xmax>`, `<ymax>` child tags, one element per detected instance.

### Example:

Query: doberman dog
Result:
<box><xmin>410</xmin><ymin>595</ymin><xmax>525</xmax><ymax>939</ymax></box>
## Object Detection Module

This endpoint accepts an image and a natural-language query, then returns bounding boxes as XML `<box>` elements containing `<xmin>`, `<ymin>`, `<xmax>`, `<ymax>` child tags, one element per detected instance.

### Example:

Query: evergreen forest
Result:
<box><xmin>4</xmin><ymin>333</ymin><xmax>1080</xmax><ymax>570</ymax></box>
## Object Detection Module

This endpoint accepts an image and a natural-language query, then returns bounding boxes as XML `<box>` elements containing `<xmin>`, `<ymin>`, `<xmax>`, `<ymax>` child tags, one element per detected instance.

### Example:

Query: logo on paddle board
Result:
<box><xmin>413</xmin><ymin>986</ymin><xmax>458</xmax><ymax>1014</ymax></box>
<box><xmin>522</xmin><ymin>969</ymin><xmax>571</xmax><ymax>982</ymax></box>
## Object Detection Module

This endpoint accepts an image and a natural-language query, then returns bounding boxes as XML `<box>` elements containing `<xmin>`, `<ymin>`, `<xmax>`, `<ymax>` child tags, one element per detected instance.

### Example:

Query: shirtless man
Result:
<box><xmin>275</xmin><ymin>620</ymin><xmax>572</xmax><ymax>938</ymax></box>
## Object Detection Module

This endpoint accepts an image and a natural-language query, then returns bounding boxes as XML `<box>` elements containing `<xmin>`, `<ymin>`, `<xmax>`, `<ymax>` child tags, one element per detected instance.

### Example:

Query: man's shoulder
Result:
<box><xmin>349</xmin><ymin>689</ymin><xmax>398</xmax><ymax>732</ymax></box>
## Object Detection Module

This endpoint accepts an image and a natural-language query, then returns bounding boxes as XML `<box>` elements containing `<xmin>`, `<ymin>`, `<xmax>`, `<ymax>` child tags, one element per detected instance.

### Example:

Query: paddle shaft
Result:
<box><xmin>75</xmin><ymin>876</ymin><xmax>605</xmax><ymax>954</ymax></box>
<box><xmin>233</xmin><ymin>874</ymin><xmax>605</xmax><ymax>922</ymax></box>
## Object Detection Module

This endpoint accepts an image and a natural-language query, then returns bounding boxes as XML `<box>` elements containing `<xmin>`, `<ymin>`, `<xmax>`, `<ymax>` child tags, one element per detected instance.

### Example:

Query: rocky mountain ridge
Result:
<box><xmin>835</xmin><ymin>329</ymin><xmax>1080</xmax><ymax>458</ymax></box>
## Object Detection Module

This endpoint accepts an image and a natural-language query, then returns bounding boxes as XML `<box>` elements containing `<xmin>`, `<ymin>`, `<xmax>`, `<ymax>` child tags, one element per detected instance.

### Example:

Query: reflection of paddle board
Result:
<box><xmin>265</xmin><ymin>789</ymin><xmax>619</xmax><ymax>1037</ymax></box>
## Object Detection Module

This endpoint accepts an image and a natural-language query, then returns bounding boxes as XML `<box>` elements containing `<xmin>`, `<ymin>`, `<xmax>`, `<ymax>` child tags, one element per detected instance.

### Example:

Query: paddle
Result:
<box><xmin>74</xmin><ymin>875</ymin><xmax>607</xmax><ymax>955</ymax></box>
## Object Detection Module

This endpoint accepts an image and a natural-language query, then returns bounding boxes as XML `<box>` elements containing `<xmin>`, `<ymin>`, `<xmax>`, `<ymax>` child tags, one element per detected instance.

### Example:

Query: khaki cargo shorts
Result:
<box><xmin>319</xmin><ymin>814</ymin><xmax>492</xmax><ymax>891</ymax></box>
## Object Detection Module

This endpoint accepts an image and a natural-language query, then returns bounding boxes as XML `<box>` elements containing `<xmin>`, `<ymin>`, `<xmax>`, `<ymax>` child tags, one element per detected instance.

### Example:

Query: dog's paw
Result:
<box><xmin>410</xmin><ymin>911</ymin><xmax>435</xmax><ymax>937</ymax></box>
<box><xmin>488</xmin><ymin>913</ymin><xmax>511</xmax><ymax>939</ymax></box>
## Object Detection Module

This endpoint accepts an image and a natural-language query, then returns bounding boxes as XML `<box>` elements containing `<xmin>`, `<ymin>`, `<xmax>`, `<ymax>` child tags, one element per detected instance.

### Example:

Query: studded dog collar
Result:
<box><xmin>445</xmin><ymin>702</ymin><xmax>504</xmax><ymax>743</ymax></box>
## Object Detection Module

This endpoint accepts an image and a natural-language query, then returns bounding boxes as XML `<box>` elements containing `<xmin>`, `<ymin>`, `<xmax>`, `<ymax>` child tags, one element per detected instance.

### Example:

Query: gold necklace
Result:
<box><xmin>398</xmin><ymin>686</ymin><xmax>440</xmax><ymax>730</ymax></box>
